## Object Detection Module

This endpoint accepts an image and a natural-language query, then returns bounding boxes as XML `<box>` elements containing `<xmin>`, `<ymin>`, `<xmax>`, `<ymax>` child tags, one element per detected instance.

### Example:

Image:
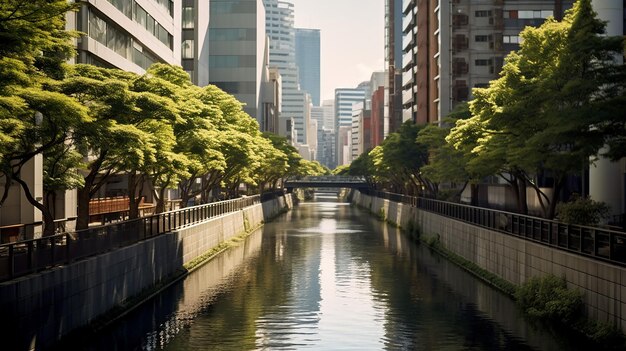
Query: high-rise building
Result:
<box><xmin>385</xmin><ymin>0</ymin><xmax>404</xmax><ymax>133</ymax></box>
<box><xmin>321</xmin><ymin>100</ymin><xmax>335</xmax><ymax>132</ymax></box>
<box><xmin>208</xmin><ymin>0</ymin><xmax>266</xmax><ymax>121</ymax></box>
<box><xmin>264</xmin><ymin>0</ymin><xmax>311</xmax><ymax>146</ymax></box>
<box><xmin>72</xmin><ymin>0</ymin><xmax>181</xmax><ymax>73</ymax></box>
<box><xmin>335</xmin><ymin>88</ymin><xmax>366</xmax><ymax>166</ymax></box>
<box><xmin>181</xmin><ymin>0</ymin><xmax>210</xmax><ymax>86</ymax></box>
<box><xmin>351</xmin><ymin>101</ymin><xmax>372</xmax><ymax>161</ymax></box>
<box><xmin>295</xmin><ymin>28</ymin><xmax>321</xmax><ymax>106</ymax></box>
<box><xmin>402</xmin><ymin>0</ymin><xmax>573</xmax><ymax>125</ymax></box>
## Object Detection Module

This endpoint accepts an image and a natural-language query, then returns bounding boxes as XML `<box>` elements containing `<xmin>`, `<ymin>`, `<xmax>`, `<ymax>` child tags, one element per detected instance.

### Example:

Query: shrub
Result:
<box><xmin>516</xmin><ymin>275</ymin><xmax>583</xmax><ymax>323</ymax></box>
<box><xmin>556</xmin><ymin>194</ymin><xmax>610</xmax><ymax>226</ymax></box>
<box><xmin>377</xmin><ymin>207</ymin><xmax>386</xmax><ymax>221</ymax></box>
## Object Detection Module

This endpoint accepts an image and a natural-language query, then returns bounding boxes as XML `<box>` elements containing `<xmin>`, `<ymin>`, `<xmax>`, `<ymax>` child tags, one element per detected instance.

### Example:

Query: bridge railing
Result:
<box><xmin>361</xmin><ymin>189</ymin><xmax>626</xmax><ymax>266</ymax></box>
<box><xmin>286</xmin><ymin>176</ymin><xmax>366</xmax><ymax>183</ymax></box>
<box><xmin>0</xmin><ymin>195</ymin><xmax>261</xmax><ymax>282</ymax></box>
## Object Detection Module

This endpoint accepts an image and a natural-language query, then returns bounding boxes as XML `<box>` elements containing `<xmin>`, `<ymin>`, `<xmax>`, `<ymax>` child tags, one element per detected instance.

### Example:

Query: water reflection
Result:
<box><xmin>71</xmin><ymin>194</ymin><xmax>588</xmax><ymax>350</ymax></box>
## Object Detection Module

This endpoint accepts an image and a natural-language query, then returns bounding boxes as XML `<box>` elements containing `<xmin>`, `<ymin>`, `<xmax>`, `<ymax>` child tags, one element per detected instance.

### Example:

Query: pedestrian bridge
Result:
<box><xmin>284</xmin><ymin>176</ymin><xmax>369</xmax><ymax>190</ymax></box>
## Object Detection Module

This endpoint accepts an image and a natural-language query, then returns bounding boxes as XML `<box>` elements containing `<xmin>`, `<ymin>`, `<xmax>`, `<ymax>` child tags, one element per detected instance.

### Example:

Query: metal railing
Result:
<box><xmin>286</xmin><ymin>176</ymin><xmax>367</xmax><ymax>183</ymax></box>
<box><xmin>0</xmin><ymin>195</ymin><xmax>260</xmax><ymax>282</ymax></box>
<box><xmin>361</xmin><ymin>189</ymin><xmax>626</xmax><ymax>266</ymax></box>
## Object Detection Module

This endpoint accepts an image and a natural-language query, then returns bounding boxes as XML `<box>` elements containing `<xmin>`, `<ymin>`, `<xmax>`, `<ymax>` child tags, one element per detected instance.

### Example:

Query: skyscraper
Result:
<box><xmin>264</xmin><ymin>0</ymin><xmax>311</xmax><ymax>146</ymax></box>
<box><xmin>295</xmin><ymin>28</ymin><xmax>321</xmax><ymax>106</ymax></box>
<box><xmin>208</xmin><ymin>0</ymin><xmax>267</xmax><ymax>121</ymax></box>
<box><xmin>335</xmin><ymin>88</ymin><xmax>366</xmax><ymax>166</ymax></box>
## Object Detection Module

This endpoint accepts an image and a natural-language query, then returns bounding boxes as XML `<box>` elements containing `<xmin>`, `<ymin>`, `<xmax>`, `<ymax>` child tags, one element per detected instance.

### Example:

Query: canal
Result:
<box><xmin>60</xmin><ymin>194</ymin><xmax>589</xmax><ymax>350</ymax></box>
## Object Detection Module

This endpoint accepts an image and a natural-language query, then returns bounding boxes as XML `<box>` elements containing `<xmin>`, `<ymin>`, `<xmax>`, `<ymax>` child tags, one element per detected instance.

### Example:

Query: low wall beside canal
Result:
<box><xmin>1</xmin><ymin>194</ymin><xmax>293</xmax><ymax>351</ymax></box>
<box><xmin>352</xmin><ymin>191</ymin><xmax>626</xmax><ymax>333</ymax></box>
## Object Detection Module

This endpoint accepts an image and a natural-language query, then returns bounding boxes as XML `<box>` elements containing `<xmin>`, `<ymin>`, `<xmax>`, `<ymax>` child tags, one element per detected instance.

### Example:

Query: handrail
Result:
<box><xmin>361</xmin><ymin>189</ymin><xmax>626</xmax><ymax>267</ymax></box>
<box><xmin>0</xmin><ymin>195</ymin><xmax>262</xmax><ymax>282</ymax></box>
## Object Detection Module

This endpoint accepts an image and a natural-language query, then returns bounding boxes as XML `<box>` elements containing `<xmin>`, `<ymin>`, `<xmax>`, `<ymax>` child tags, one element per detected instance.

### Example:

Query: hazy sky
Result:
<box><xmin>289</xmin><ymin>0</ymin><xmax>385</xmax><ymax>103</ymax></box>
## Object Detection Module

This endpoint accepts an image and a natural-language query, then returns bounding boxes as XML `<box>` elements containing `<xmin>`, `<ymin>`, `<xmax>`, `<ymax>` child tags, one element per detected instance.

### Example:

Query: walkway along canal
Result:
<box><xmin>58</xmin><ymin>193</ymin><xmax>592</xmax><ymax>350</ymax></box>
<box><xmin>1</xmin><ymin>194</ymin><xmax>292</xmax><ymax>350</ymax></box>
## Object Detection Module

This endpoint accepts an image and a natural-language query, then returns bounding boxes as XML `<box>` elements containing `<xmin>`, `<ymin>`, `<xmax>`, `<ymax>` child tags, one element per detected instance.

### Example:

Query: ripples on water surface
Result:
<box><xmin>69</xmin><ymin>194</ymin><xmax>591</xmax><ymax>351</ymax></box>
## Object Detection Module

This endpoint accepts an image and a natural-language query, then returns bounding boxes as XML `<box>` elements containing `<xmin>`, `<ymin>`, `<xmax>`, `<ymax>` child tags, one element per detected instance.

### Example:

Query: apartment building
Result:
<box><xmin>402</xmin><ymin>0</ymin><xmax>573</xmax><ymax>125</ymax></box>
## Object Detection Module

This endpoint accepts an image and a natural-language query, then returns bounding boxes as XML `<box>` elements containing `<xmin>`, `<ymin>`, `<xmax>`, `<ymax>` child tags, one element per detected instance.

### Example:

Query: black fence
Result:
<box><xmin>361</xmin><ymin>189</ymin><xmax>626</xmax><ymax>266</ymax></box>
<box><xmin>0</xmin><ymin>196</ymin><xmax>261</xmax><ymax>282</ymax></box>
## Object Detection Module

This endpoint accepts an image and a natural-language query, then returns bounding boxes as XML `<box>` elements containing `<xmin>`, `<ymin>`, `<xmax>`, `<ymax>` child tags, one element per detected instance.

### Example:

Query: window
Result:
<box><xmin>182</xmin><ymin>7</ymin><xmax>194</xmax><ymax>29</ymax></box>
<box><xmin>209</xmin><ymin>28</ymin><xmax>256</xmax><ymax>41</ymax></box>
<box><xmin>89</xmin><ymin>11</ymin><xmax>107</xmax><ymax>45</ymax></box>
<box><xmin>182</xmin><ymin>40</ymin><xmax>194</xmax><ymax>59</ymax></box>
<box><xmin>134</xmin><ymin>4</ymin><xmax>147</xmax><ymax>28</ymax></box>
<box><xmin>503</xmin><ymin>35</ymin><xmax>520</xmax><ymax>44</ymax></box>
<box><xmin>475</xmin><ymin>59</ymin><xmax>491</xmax><ymax>66</ymax></box>
<box><xmin>89</xmin><ymin>12</ymin><xmax>129</xmax><ymax>58</ymax></box>
<box><xmin>475</xmin><ymin>35</ymin><xmax>489</xmax><ymax>42</ymax></box>
<box><xmin>518</xmin><ymin>10</ymin><xmax>553</xmax><ymax>19</ymax></box>
<box><xmin>475</xmin><ymin>10</ymin><xmax>492</xmax><ymax>17</ymax></box>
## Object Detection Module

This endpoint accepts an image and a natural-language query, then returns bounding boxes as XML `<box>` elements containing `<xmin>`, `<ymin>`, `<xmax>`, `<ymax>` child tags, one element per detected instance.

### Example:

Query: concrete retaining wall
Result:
<box><xmin>0</xmin><ymin>195</ymin><xmax>292</xmax><ymax>350</ymax></box>
<box><xmin>353</xmin><ymin>191</ymin><xmax>626</xmax><ymax>333</ymax></box>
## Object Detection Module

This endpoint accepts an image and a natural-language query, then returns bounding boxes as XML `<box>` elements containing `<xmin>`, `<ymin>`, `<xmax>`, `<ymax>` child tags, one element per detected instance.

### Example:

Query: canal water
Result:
<box><xmin>62</xmin><ymin>194</ymin><xmax>589</xmax><ymax>350</ymax></box>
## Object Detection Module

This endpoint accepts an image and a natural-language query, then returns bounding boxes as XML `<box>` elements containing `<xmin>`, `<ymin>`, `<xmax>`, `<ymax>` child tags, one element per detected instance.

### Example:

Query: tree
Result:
<box><xmin>0</xmin><ymin>0</ymin><xmax>87</xmax><ymax>236</ymax></box>
<box><xmin>369</xmin><ymin>121</ymin><xmax>432</xmax><ymax>196</ymax></box>
<box><xmin>60</xmin><ymin>65</ymin><xmax>146</xmax><ymax>229</ymax></box>
<box><xmin>447</xmin><ymin>0</ymin><xmax>625</xmax><ymax>218</ymax></box>
<box><xmin>417</xmin><ymin>104</ymin><xmax>474</xmax><ymax>201</ymax></box>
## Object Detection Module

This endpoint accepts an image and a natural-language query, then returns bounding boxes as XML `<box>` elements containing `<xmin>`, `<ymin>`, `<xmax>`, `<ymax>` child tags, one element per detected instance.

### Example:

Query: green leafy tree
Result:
<box><xmin>447</xmin><ymin>0</ymin><xmax>625</xmax><ymax>218</ymax></box>
<box><xmin>60</xmin><ymin>65</ymin><xmax>146</xmax><ymax>229</ymax></box>
<box><xmin>417</xmin><ymin>104</ymin><xmax>475</xmax><ymax>202</ymax></box>
<box><xmin>0</xmin><ymin>0</ymin><xmax>87</xmax><ymax>236</ymax></box>
<box><xmin>369</xmin><ymin>121</ymin><xmax>432</xmax><ymax>196</ymax></box>
<box><xmin>347</xmin><ymin>152</ymin><xmax>375</xmax><ymax>187</ymax></box>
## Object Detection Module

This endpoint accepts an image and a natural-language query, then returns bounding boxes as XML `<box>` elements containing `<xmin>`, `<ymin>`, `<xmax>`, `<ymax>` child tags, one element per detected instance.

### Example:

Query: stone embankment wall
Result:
<box><xmin>353</xmin><ymin>191</ymin><xmax>626</xmax><ymax>333</ymax></box>
<box><xmin>1</xmin><ymin>195</ymin><xmax>292</xmax><ymax>350</ymax></box>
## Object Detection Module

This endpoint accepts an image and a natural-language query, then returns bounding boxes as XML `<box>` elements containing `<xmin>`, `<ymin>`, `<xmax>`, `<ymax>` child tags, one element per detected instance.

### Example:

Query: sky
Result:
<box><xmin>289</xmin><ymin>0</ymin><xmax>385</xmax><ymax>103</ymax></box>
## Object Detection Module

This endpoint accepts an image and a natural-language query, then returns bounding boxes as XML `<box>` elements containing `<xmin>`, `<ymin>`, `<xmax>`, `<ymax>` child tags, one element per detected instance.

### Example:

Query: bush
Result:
<box><xmin>377</xmin><ymin>207</ymin><xmax>386</xmax><ymax>221</ymax></box>
<box><xmin>516</xmin><ymin>275</ymin><xmax>583</xmax><ymax>323</ymax></box>
<box><xmin>556</xmin><ymin>194</ymin><xmax>610</xmax><ymax>226</ymax></box>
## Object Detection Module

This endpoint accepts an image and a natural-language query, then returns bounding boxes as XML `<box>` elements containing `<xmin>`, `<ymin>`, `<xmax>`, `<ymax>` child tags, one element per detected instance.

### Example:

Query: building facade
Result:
<box><xmin>385</xmin><ymin>0</ymin><xmax>404</xmax><ymax>133</ymax></box>
<box><xmin>335</xmin><ymin>88</ymin><xmax>366</xmax><ymax>166</ymax></box>
<box><xmin>402</xmin><ymin>0</ymin><xmax>573</xmax><ymax>125</ymax></box>
<box><xmin>181</xmin><ymin>0</ymin><xmax>210</xmax><ymax>86</ymax></box>
<box><xmin>264</xmin><ymin>0</ymin><xmax>311</xmax><ymax>146</ymax></box>
<box><xmin>295</xmin><ymin>28</ymin><xmax>321</xmax><ymax>106</ymax></box>
<box><xmin>208</xmin><ymin>0</ymin><xmax>266</xmax><ymax>121</ymax></box>
<box><xmin>73</xmin><ymin>0</ymin><xmax>181</xmax><ymax>73</ymax></box>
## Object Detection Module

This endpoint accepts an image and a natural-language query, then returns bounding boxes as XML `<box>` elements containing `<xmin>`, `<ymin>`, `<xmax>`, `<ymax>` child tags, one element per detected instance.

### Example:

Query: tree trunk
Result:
<box><xmin>546</xmin><ymin>177</ymin><xmax>564</xmax><ymax>220</ymax></box>
<box><xmin>128</xmin><ymin>172</ymin><xmax>141</xmax><ymax>219</ymax></box>
<box><xmin>76</xmin><ymin>184</ymin><xmax>92</xmax><ymax>230</ymax></box>
<box><xmin>517</xmin><ymin>177</ymin><xmax>528</xmax><ymax>215</ymax></box>
<box><xmin>155</xmin><ymin>186</ymin><xmax>167</xmax><ymax>214</ymax></box>
<box><xmin>470</xmin><ymin>183</ymin><xmax>479</xmax><ymax>206</ymax></box>
<box><xmin>13</xmin><ymin>175</ymin><xmax>56</xmax><ymax>237</ymax></box>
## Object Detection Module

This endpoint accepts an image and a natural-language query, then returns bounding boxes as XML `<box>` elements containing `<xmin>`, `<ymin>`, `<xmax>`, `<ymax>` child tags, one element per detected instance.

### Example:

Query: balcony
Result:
<box><xmin>403</xmin><ymin>51</ymin><xmax>414</xmax><ymax>69</ymax></box>
<box><xmin>402</xmin><ymin>88</ymin><xmax>415</xmax><ymax>105</ymax></box>
<box><xmin>452</xmin><ymin>59</ymin><xmax>468</xmax><ymax>76</ymax></box>
<box><xmin>452</xmin><ymin>34</ymin><xmax>468</xmax><ymax>53</ymax></box>
<box><xmin>403</xmin><ymin>11</ymin><xmax>415</xmax><ymax>33</ymax></box>
<box><xmin>402</xmin><ymin>69</ymin><xmax>415</xmax><ymax>86</ymax></box>
<box><xmin>452</xmin><ymin>14</ymin><xmax>468</xmax><ymax>30</ymax></box>
<box><xmin>403</xmin><ymin>32</ymin><xmax>415</xmax><ymax>51</ymax></box>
